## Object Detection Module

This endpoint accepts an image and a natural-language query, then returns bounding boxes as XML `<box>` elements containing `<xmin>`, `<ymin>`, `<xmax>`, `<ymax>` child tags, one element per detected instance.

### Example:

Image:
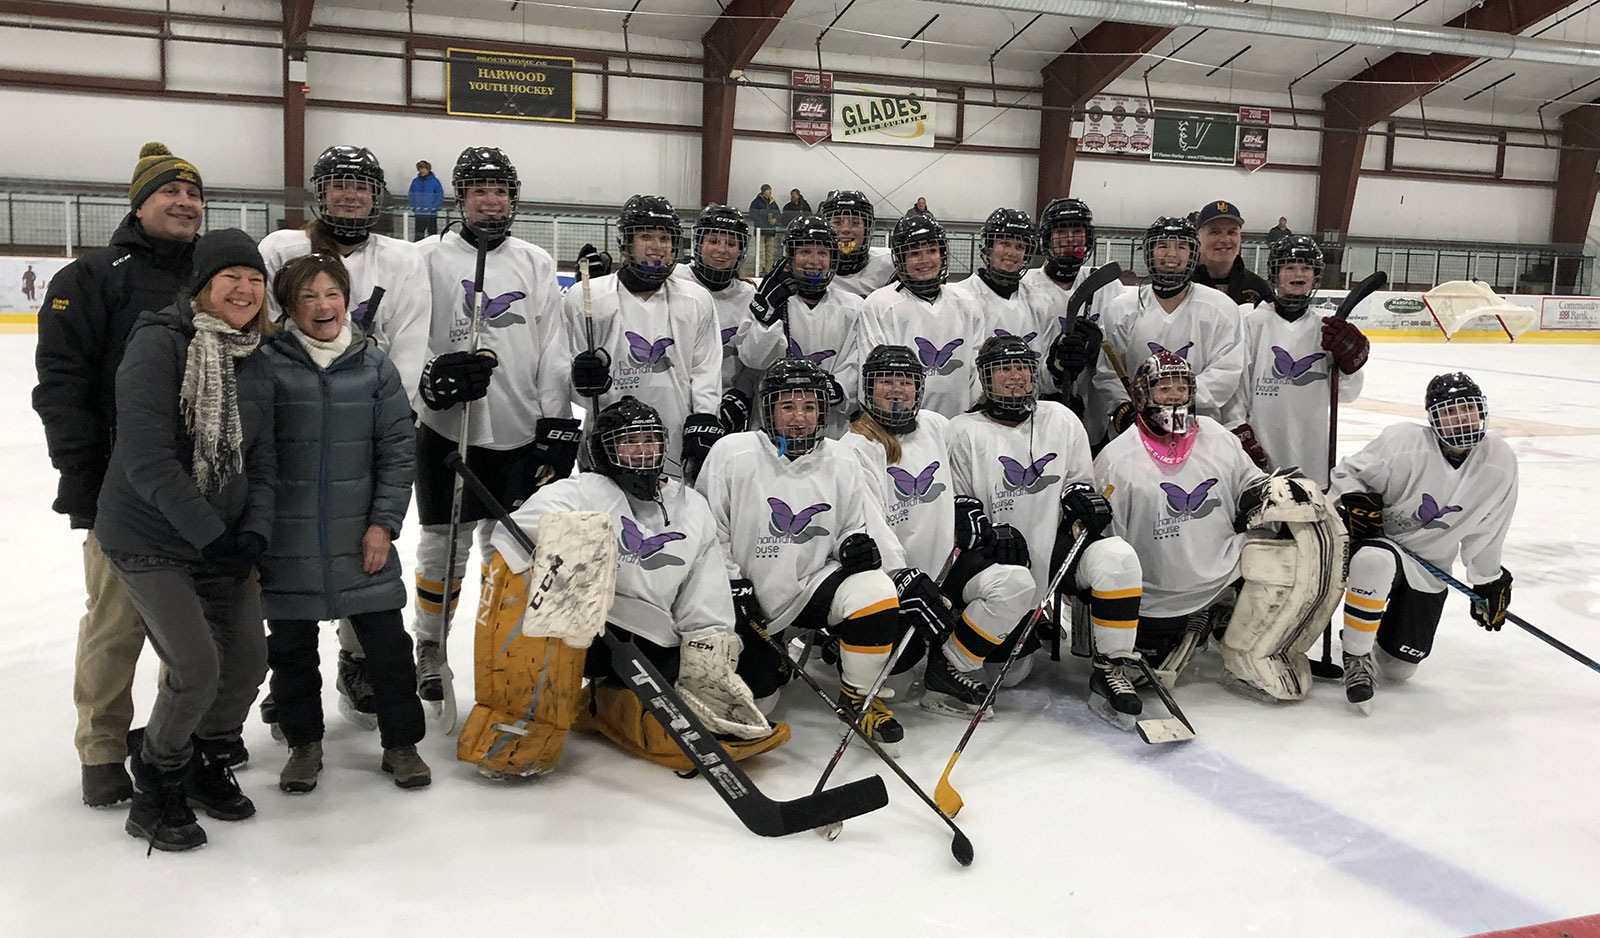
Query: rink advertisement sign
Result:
<box><xmin>831</xmin><ymin>82</ymin><xmax>934</xmax><ymax>148</ymax></box>
<box><xmin>446</xmin><ymin>48</ymin><xmax>575</xmax><ymax>123</ymax></box>
<box><xmin>0</xmin><ymin>256</ymin><xmax>71</xmax><ymax>318</ymax></box>
<box><xmin>1079</xmin><ymin>94</ymin><xmax>1152</xmax><ymax>156</ymax></box>
<box><xmin>1238</xmin><ymin>106</ymin><xmax>1270</xmax><ymax>172</ymax></box>
<box><xmin>1540</xmin><ymin>297</ymin><xmax>1600</xmax><ymax>330</ymax></box>
<box><xmin>791</xmin><ymin>70</ymin><xmax>833</xmax><ymax>147</ymax></box>
<box><xmin>1151</xmin><ymin>109</ymin><xmax>1237</xmax><ymax>165</ymax></box>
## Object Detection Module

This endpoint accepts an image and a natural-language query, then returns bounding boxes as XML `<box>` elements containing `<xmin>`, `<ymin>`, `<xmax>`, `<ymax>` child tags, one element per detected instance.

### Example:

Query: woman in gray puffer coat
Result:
<box><xmin>261</xmin><ymin>253</ymin><xmax>428</xmax><ymax>794</ymax></box>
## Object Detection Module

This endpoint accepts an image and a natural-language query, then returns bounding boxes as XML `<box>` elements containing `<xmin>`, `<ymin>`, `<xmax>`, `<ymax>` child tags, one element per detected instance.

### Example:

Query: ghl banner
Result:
<box><xmin>831</xmin><ymin>82</ymin><xmax>934</xmax><ymax>148</ymax></box>
<box><xmin>1238</xmin><ymin>106</ymin><xmax>1270</xmax><ymax>172</ymax></box>
<box><xmin>791</xmin><ymin>70</ymin><xmax>832</xmax><ymax>147</ymax></box>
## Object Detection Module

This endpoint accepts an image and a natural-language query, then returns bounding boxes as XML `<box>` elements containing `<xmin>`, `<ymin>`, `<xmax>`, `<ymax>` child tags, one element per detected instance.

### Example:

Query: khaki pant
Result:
<box><xmin>73</xmin><ymin>532</ymin><xmax>147</xmax><ymax>765</ymax></box>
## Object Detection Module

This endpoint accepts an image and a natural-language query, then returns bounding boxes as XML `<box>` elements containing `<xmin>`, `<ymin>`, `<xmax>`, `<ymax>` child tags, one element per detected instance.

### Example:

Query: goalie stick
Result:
<box><xmin>444</xmin><ymin>452</ymin><xmax>890</xmax><ymax>837</ymax></box>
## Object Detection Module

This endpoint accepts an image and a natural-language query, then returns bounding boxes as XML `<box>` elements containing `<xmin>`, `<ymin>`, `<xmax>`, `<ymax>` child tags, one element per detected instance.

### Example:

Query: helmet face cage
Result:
<box><xmin>759</xmin><ymin>360</ymin><xmax>830</xmax><ymax>458</ymax></box>
<box><xmin>823</xmin><ymin>190</ymin><xmax>876</xmax><ymax>275</ymax></box>
<box><xmin>890</xmin><ymin>215</ymin><xmax>948</xmax><ymax>297</ymax></box>
<box><xmin>1040</xmin><ymin>198</ymin><xmax>1097</xmax><ymax>266</ymax></box>
<box><xmin>1131</xmin><ymin>351</ymin><xmax>1196</xmax><ymax>437</ymax></box>
<box><xmin>861</xmin><ymin>344</ymin><xmax>924</xmax><ymax>432</ymax></box>
<box><xmin>691</xmin><ymin>205</ymin><xmax>749</xmax><ymax>287</ymax></box>
<box><xmin>589</xmin><ymin>399</ymin><xmax>669</xmax><ymax>500</ymax></box>
<box><xmin>783</xmin><ymin>215</ymin><xmax>839</xmax><ymax>296</ymax></box>
<box><xmin>980</xmin><ymin>208</ymin><xmax>1037</xmax><ymax>286</ymax></box>
<box><xmin>976</xmin><ymin>336</ymin><xmax>1039</xmax><ymax>418</ymax></box>
<box><xmin>1268</xmin><ymin>236</ymin><xmax>1324</xmax><ymax>314</ymax></box>
<box><xmin>1142</xmin><ymin>217</ymin><xmax>1200</xmax><ymax>293</ymax></box>
<box><xmin>452</xmin><ymin>147</ymin><xmax>520</xmax><ymax>239</ymax></box>
<box><xmin>617</xmin><ymin>195</ymin><xmax>683</xmax><ymax>286</ymax></box>
<box><xmin>1425</xmin><ymin>373</ymin><xmax>1487</xmax><ymax>452</ymax></box>
<box><xmin>311</xmin><ymin>146</ymin><xmax>387</xmax><ymax>238</ymax></box>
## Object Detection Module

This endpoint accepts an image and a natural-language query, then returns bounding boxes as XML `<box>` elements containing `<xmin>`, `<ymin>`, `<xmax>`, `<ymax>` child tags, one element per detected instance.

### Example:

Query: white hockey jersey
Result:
<box><xmin>416</xmin><ymin>231</ymin><xmax>568</xmax><ymax>450</ymax></box>
<box><xmin>695</xmin><ymin>432</ymin><xmax>876</xmax><ymax>630</ymax></box>
<box><xmin>1092</xmin><ymin>283</ymin><xmax>1245</xmax><ymax>427</ymax></box>
<box><xmin>948</xmin><ymin>401</ymin><xmax>1095</xmax><ymax>606</ymax></box>
<box><xmin>1227</xmin><ymin>303</ymin><xmax>1365</xmax><ymax>488</ymax></box>
<box><xmin>855</xmin><ymin>283</ymin><xmax>986</xmax><ymax>418</ymax></box>
<box><xmin>259</xmin><ymin>228</ymin><xmax>432</xmax><ymax>407</ymax></box>
<box><xmin>1093</xmin><ymin>417</ymin><xmax>1266</xmax><ymax>617</ymax></box>
<box><xmin>737</xmin><ymin>283</ymin><xmax>864</xmax><ymax>439</ymax></box>
<box><xmin>1021</xmin><ymin>264</ymin><xmax>1132</xmax><ymax>441</ymax></box>
<box><xmin>559</xmin><ymin>272</ymin><xmax>722</xmax><ymax>476</ymax></box>
<box><xmin>670</xmin><ymin>262</ymin><xmax>757</xmax><ymax>398</ymax></box>
<box><xmin>488</xmin><ymin>472</ymin><xmax>735</xmax><ymax>647</ymax></box>
<box><xmin>836</xmin><ymin>412</ymin><xmax>956</xmax><ymax>576</ymax></box>
<box><xmin>832</xmin><ymin>246</ymin><xmax>895</xmax><ymax>298</ymax></box>
<box><xmin>949</xmin><ymin>273</ymin><xmax>1047</xmax><ymax>358</ymax></box>
<box><xmin>1329</xmin><ymin>422</ymin><xmax>1518</xmax><ymax>593</ymax></box>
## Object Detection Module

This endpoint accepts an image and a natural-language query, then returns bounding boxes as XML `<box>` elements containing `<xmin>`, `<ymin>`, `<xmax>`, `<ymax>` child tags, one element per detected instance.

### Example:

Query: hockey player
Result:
<box><xmin>1227</xmin><ymin>236</ymin><xmax>1370</xmax><ymax>482</ymax></box>
<box><xmin>670</xmin><ymin>204</ymin><xmax>759</xmax><ymax>434</ymax></box>
<box><xmin>837</xmin><ymin>344</ymin><xmax>1036</xmax><ymax>717</ymax></box>
<box><xmin>821</xmin><ymin>189</ymin><xmax>895</xmax><ymax>298</ymax></box>
<box><xmin>562</xmin><ymin>195</ymin><xmax>722</xmax><ymax>482</ymax></box>
<box><xmin>1329</xmin><ymin>373</ymin><xmax>1518</xmax><ymax>710</ymax></box>
<box><xmin>739</xmin><ymin>214</ymin><xmax>863</xmax><ymax>439</ymax></box>
<box><xmin>696</xmin><ymin>358</ymin><xmax>907</xmax><ymax>747</ymax></box>
<box><xmin>470</xmin><ymin>397</ymin><xmax>783</xmax><ymax>777</ymax></box>
<box><xmin>949</xmin><ymin>208</ymin><xmax>1044</xmax><ymax>355</ymax></box>
<box><xmin>946</xmin><ymin>336</ymin><xmax>1147</xmax><ymax>726</ymax></box>
<box><xmin>411</xmin><ymin>147</ymin><xmax>578</xmax><ymax>705</ymax></box>
<box><xmin>1093</xmin><ymin>216</ymin><xmax>1244</xmax><ymax>436</ymax></box>
<box><xmin>854</xmin><ymin>213</ymin><xmax>987</xmax><ymax>417</ymax></box>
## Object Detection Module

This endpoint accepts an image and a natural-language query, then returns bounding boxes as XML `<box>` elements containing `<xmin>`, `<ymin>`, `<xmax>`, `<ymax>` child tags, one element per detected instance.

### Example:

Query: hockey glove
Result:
<box><xmin>1110</xmin><ymin>400</ymin><xmax>1137</xmax><ymax>436</ymax></box>
<box><xmin>718</xmin><ymin>388</ymin><xmax>751</xmax><ymax>434</ymax></box>
<box><xmin>749</xmin><ymin>259</ymin><xmax>795</xmax><ymax>326</ymax></box>
<box><xmin>836</xmin><ymin>532</ymin><xmax>881</xmax><ymax>574</ymax></box>
<box><xmin>1320</xmin><ymin>316</ymin><xmax>1370</xmax><ymax>375</ymax></box>
<box><xmin>1469</xmin><ymin>569</ymin><xmax>1513</xmax><ymax>631</ymax></box>
<box><xmin>529</xmin><ymin>417</ymin><xmax>583</xmax><ymax>486</ymax></box>
<box><xmin>676</xmin><ymin>630</ymin><xmax>770</xmax><ymax>739</ymax></box>
<box><xmin>1234</xmin><ymin>467</ymin><xmax>1307</xmax><ymax>532</ymax></box>
<box><xmin>1059</xmin><ymin>481</ymin><xmax>1112</xmax><ymax>539</ymax></box>
<box><xmin>824</xmin><ymin>372</ymin><xmax>846</xmax><ymax>408</ymax></box>
<box><xmin>1230</xmin><ymin>423</ymin><xmax>1273</xmax><ymax>472</ymax></box>
<box><xmin>1338</xmin><ymin>491</ymin><xmax>1385</xmax><ymax>540</ymax></box>
<box><xmin>1046</xmin><ymin>317</ymin><xmax>1103</xmax><ymax>388</ymax></box>
<box><xmin>420</xmin><ymin>349</ymin><xmax>497</xmax><ymax>410</ymax></box>
<box><xmin>891</xmin><ymin>568</ymin><xmax>959</xmax><ymax>644</ymax></box>
<box><xmin>571</xmin><ymin>348</ymin><xmax>613</xmax><ymax>397</ymax></box>
<box><xmin>989</xmin><ymin>523</ymin><xmax>1031</xmax><ymax>569</ymax></box>
<box><xmin>953</xmin><ymin>494</ymin><xmax>994</xmax><ymax>553</ymax></box>
<box><xmin>679</xmin><ymin>413</ymin><xmax>726</xmax><ymax>484</ymax></box>
<box><xmin>575</xmin><ymin>242</ymin><xmax>613</xmax><ymax>279</ymax></box>
<box><xmin>728</xmin><ymin>578</ymin><xmax>765</xmax><ymax>629</ymax></box>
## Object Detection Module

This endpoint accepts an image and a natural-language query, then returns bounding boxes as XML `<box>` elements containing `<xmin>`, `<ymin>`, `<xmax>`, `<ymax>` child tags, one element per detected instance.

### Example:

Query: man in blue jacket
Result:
<box><xmin>409</xmin><ymin>160</ymin><xmax>444</xmax><ymax>240</ymax></box>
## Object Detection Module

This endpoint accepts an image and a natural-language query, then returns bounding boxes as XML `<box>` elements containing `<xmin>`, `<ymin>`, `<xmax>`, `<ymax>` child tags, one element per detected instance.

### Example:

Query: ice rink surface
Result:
<box><xmin>1</xmin><ymin>334</ymin><xmax>1595</xmax><ymax>937</ymax></box>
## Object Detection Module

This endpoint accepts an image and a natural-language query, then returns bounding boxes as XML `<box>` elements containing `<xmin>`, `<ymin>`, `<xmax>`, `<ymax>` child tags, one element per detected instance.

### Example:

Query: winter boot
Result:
<box><xmin>839</xmin><ymin>684</ymin><xmax>904</xmax><ymax>756</ymax></box>
<box><xmin>209</xmin><ymin>737</ymin><xmax>249</xmax><ymax>769</ymax></box>
<box><xmin>126</xmin><ymin>739</ymin><xmax>206</xmax><ymax>852</ymax></box>
<box><xmin>336</xmin><ymin>651</ymin><xmax>380</xmax><ymax>730</ymax></box>
<box><xmin>1089</xmin><ymin>652</ymin><xmax>1144</xmax><ymax>729</ymax></box>
<box><xmin>186</xmin><ymin>739</ymin><xmax>256</xmax><ymax>820</ymax></box>
<box><xmin>381</xmin><ymin>745</ymin><xmax>432</xmax><ymax>789</ymax></box>
<box><xmin>260</xmin><ymin>693</ymin><xmax>284</xmax><ymax>742</ymax></box>
<box><xmin>278</xmin><ymin>741</ymin><xmax>323</xmax><ymax>794</ymax></box>
<box><xmin>921</xmin><ymin>647</ymin><xmax>992</xmax><ymax>718</ymax></box>
<box><xmin>1343</xmin><ymin>651</ymin><xmax>1376</xmax><ymax>714</ymax></box>
<box><xmin>416</xmin><ymin>641</ymin><xmax>444</xmax><ymax>702</ymax></box>
<box><xmin>82</xmin><ymin>762</ymin><xmax>134</xmax><ymax>808</ymax></box>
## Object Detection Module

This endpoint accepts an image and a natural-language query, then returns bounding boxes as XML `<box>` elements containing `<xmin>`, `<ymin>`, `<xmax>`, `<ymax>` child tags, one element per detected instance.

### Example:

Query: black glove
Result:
<box><xmin>205</xmin><ymin>531</ymin><xmax>266</xmax><ymax>577</ymax></box>
<box><xmin>1046</xmin><ymin>317</ymin><xmax>1102</xmax><ymax>387</ymax></box>
<box><xmin>1321</xmin><ymin>316</ymin><xmax>1370</xmax><ymax>375</ymax></box>
<box><xmin>1111</xmin><ymin>400</ymin><xmax>1137</xmax><ymax>436</ymax></box>
<box><xmin>1059</xmin><ymin>481</ymin><xmax>1112</xmax><ymax>539</ymax></box>
<box><xmin>1231</xmin><ymin>423</ymin><xmax>1272</xmax><ymax>472</ymax></box>
<box><xmin>575</xmin><ymin>243</ymin><xmax>613</xmax><ymax>279</ymax></box>
<box><xmin>836</xmin><ymin>532</ymin><xmax>881</xmax><ymax>574</ymax></box>
<box><xmin>824</xmin><ymin>372</ymin><xmax>846</xmax><ymax>408</ymax></box>
<box><xmin>953</xmin><ymin>494</ymin><xmax>993</xmax><ymax>553</ymax></box>
<box><xmin>749</xmin><ymin>259</ymin><xmax>795</xmax><ymax>327</ymax></box>
<box><xmin>718</xmin><ymin>388</ymin><xmax>751</xmax><ymax>434</ymax></box>
<box><xmin>989</xmin><ymin>523</ymin><xmax>1030</xmax><ymax>569</ymax></box>
<box><xmin>729</xmin><ymin>578</ymin><xmax>765</xmax><ymax>628</ymax></box>
<box><xmin>420</xmin><ymin>350</ymin><xmax>497</xmax><ymax>411</ymax></box>
<box><xmin>571</xmin><ymin>348</ymin><xmax>613</xmax><ymax>397</ymax></box>
<box><xmin>530</xmin><ymin>417</ymin><xmax>583</xmax><ymax>485</ymax></box>
<box><xmin>891</xmin><ymin>568</ymin><xmax>959</xmax><ymax>644</ymax></box>
<box><xmin>679</xmin><ymin>413</ymin><xmax>726</xmax><ymax>483</ymax></box>
<box><xmin>1470</xmin><ymin>569</ymin><xmax>1513</xmax><ymax>631</ymax></box>
<box><xmin>53</xmin><ymin>468</ymin><xmax>103</xmax><ymax>527</ymax></box>
<box><xmin>1339</xmin><ymin>491</ymin><xmax>1385</xmax><ymax>540</ymax></box>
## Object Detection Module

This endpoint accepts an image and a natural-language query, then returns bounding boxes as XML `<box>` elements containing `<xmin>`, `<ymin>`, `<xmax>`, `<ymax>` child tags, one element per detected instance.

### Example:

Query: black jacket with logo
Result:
<box><xmin>1192</xmin><ymin>255</ymin><xmax>1275</xmax><ymax>308</ymax></box>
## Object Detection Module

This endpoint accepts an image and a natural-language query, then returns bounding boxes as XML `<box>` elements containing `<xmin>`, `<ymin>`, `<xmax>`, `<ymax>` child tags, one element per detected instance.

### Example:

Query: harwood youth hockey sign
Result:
<box><xmin>446</xmin><ymin>48</ymin><xmax>576</xmax><ymax>123</ymax></box>
<box><xmin>831</xmin><ymin>83</ymin><xmax>935</xmax><ymax>148</ymax></box>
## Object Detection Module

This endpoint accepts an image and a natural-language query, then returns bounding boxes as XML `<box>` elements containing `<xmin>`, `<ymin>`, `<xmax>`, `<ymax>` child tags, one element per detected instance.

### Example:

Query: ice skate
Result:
<box><xmin>1089</xmin><ymin>652</ymin><xmax>1143</xmax><ymax>730</ymax></box>
<box><xmin>1343</xmin><ymin>651</ymin><xmax>1376</xmax><ymax>715</ymax></box>
<box><xmin>921</xmin><ymin>649</ymin><xmax>992</xmax><ymax>719</ymax></box>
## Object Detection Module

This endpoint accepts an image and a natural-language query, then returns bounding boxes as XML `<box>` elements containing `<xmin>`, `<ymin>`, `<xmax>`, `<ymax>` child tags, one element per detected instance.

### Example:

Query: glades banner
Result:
<box><xmin>831</xmin><ymin>82</ymin><xmax>935</xmax><ymax>148</ymax></box>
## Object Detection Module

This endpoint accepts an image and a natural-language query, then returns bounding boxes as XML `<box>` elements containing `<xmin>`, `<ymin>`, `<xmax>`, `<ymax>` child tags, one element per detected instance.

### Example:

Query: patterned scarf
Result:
<box><xmin>180</xmin><ymin>302</ymin><xmax>260</xmax><ymax>495</ymax></box>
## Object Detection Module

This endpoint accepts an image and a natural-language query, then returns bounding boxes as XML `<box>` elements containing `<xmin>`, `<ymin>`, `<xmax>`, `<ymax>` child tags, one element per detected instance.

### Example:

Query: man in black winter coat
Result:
<box><xmin>32</xmin><ymin>141</ymin><xmax>204</xmax><ymax>809</ymax></box>
<box><xmin>1190</xmin><ymin>199</ymin><xmax>1275</xmax><ymax>307</ymax></box>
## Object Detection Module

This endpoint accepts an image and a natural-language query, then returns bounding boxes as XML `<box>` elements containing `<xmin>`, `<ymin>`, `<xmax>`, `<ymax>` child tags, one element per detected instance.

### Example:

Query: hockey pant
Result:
<box><xmin>1341</xmin><ymin>540</ymin><xmax>1447</xmax><ymax>680</ymax></box>
<box><xmin>940</xmin><ymin>551</ymin><xmax>1036</xmax><ymax>673</ymax></box>
<box><xmin>741</xmin><ymin>566</ymin><xmax>901</xmax><ymax>703</ymax></box>
<box><xmin>414</xmin><ymin>520</ymin><xmax>496</xmax><ymax>643</ymax></box>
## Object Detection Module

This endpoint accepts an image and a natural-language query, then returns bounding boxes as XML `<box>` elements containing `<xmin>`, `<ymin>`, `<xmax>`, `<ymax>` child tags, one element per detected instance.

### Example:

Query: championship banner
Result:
<box><xmin>831</xmin><ymin>82</ymin><xmax>934</xmax><ymax>148</ymax></box>
<box><xmin>1151</xmin><ymin>109</ymin><xmax>1238</xmax><ymax>165</ymax></box>
<box><xmin>446</xmin><ymin>48</ymin><xmax>576</xmax><ymax>123</ymax></box>
<box><xmin>791</xmin><ymin>70</ymin><xmax>832</xmax><ymax>147</ymax></box>
<box><xmin>1238</xmin><ymin>106</ymin><xmax>1270</xmax><ymax>172</ymax></box>
<box><xmin>1079</xmin><ymin>94</ymin><xmax>1152</xmax><ymax>156</ymax></box>
<box><xmin>0</xmin><ymin>255</ymin><xmax>72</xmax><ymax>317</ymax></box>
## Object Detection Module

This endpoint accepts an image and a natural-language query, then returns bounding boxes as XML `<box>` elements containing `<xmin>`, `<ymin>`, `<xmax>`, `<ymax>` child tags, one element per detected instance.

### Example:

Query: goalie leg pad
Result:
<box><xmin>575</xmin><ymin>682</ymin><xmax>790</xmax><ymax>770</ymax></box>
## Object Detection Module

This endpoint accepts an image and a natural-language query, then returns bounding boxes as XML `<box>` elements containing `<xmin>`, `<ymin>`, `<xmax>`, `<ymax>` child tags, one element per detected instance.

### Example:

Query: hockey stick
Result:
<box><xmin>1389</xmin><ymin>542</ymin><xmax>1600</xmax><ymax>675</ymax></box>
<box><xmin>444</xmin><ymin>452</ymin><xmax>891</xmax><ymax>837</ymax></box>
<box><xmin>1100</xmin><ymin>339</ymin><xmax>1132</xmax><ymax>395</ymax></box>
<box><xmin>1067</xmin><ymin>260</ymin><xmax>1122</xmax><ymax>326</ymax></box>
<box><xmin>740</xmin><ymin>617</ymin><xmax>976</xmax><ymax>866</ymax></box>
<box><xmin>934</xmin><ymin>527</ymin><xmax>1092</xmax><ymax>818</ymax></box>
<box><xmin>1129</xmin><ymin>655</ymin><xmax>1196</xmax><ymax>743</ymax></box>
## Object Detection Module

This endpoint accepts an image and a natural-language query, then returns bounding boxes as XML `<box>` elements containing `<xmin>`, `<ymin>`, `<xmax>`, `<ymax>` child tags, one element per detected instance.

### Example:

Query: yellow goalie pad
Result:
<box><xmin>575</xmin><ymin>682</ymin><xmax>791</xmax><ymax>772</ymax></box>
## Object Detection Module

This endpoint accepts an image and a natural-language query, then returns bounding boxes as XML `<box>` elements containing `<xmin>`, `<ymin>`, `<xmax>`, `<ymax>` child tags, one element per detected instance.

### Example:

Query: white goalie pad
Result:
<box><xmin>675</xmin><ymin>630</ymin><xmax>771</xmax><ymax>740</ymax></box>
<box><xmin>520</xmin><ymin>511</ymin><xmax>618</xmax><ymax>649</ymax></box>
<box><xmin>1221</xmin><ymin>473</ymin><xmax>1347</xmax><ymax>701</ymax></box>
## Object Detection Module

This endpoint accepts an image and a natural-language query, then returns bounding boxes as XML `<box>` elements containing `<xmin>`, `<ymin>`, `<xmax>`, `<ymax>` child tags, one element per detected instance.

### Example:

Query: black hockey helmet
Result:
<box><xmin>890</xmin><ymin>213</ymin><xmax>948</xmax><ymax>300</ymax></box>
<box><xmin>1424</xmin><ymin>372</ymin><xmax>1487</xmax><ymax>453</ymax></box>
<box><xmin>820</xmin><ymin>189</ymin><xmax>876</xmax><ymax>275</ymax></box>
<box><xmin>1268</xmin><ymin>235</ymin><xmax>1324</xmax><ymax>316</ymax></box>
<box><xmin>1040</xmin><ymin>197</ymin><xmax>1096</xmax><ymax>281</ymax></box>
<box><xmin>860</xmin><ymin>343</ymin><xmax>924</xmax><ymax>434</ymax></box>
<box><xmin>690</xmin><ymin>204</ymin><xmax>748</xmax><ymax>288</ymax></box>
<box><xmin>1142</xmin><ymin>215</ymin><xmax>1200</xmax><ymax>298</ymax></box>
<box><xmin>976</xmin><ymin>333</ymin><xmax>1038</xmax><ymax>422</ymax></box>
<box><xmin>758</xmin><ymin>357</ymin><xmax>830</xmax><ymax>458</ymax></box>
<box><xmin>310</xmin><ymin>145</ymin><xmax>387</xmax><ymax>240</ymax></box>
<box><xmin>1131</xmin><ymin>349</ymin><xmax>1196</xmax><ymax>439</ymax></box>
<box><xmin>589</xmin><ymin>396</ymin><xmax>669</xmax><ymax>501</ymax></box>
<box><xmin>980</xmin><ymin>207</ymin><xmax>1037</xmax><ymax>287</ymax></box>
<box><xmin>616</xmin><ymin>194</ymin><xmax>683</xmax><ymax>288</ymax></box>
<box><xmin>783</xmin><ymin>214</ymin><xmax>839</xmax><ymax>298</ymax></box>
<box><xmin>452</xmin><ymin>147</ymin><xmax>520</xmax><ymax>238</ymax></box>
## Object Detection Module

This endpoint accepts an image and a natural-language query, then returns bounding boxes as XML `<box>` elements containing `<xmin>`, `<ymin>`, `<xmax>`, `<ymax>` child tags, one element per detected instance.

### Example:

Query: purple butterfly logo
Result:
<box><xmin>1161</xmin><ymin>479</ymin><xmax>1220</xmax><ymax>517</ymax></box>
<box><xmin>1271</xmin><ymin>346</ymin><xmax>1326</xmax><ymax>382</ymax></box>
<box><xmin>914</xmin><ymin>336</ymin><xmax>964</xmax><ymax>374</ymax></box>
<box><xmin>994</xmin><ymin>328</ymin><xmax>1039</xmax><ymax>344</ymax></box>
<box><xmin>619</xmin><ymin>516</ymin><xmax>686</xmax><ymax>565</ymax></box>
<box><xmin>720</xmin><ymin>326</ymin><xmax>738</xmax><ymax>346</ymax></box>
<box><xmin>767</xmin><ymin>497</ymin><xmax>831</xmax><ymax>538</ymax></box>
<box><xmin>459</xmin><ymin>281</ymin><xmax>528</xmax><ymax>323</ymax></box>
<box><xmin>999</xmin><ymin>453</ymin><xmax>1058</xmax><ymax>492</ymax></box>
<box><xmin>1417</xmin><ymin>493</ymin><xmax>1463</xmax><ymax>528</ymax></box>
<box><xmin>626</xmin><ymin>331</ymin><xmax>675</xmax><ymax>368</ymax></box>
<box><xmin>350</xmin><ymin>298</ymin><xmax>373</xmax><ymax>330</ymax></box>
<box><xmin>888</xmin><ymin>462</ymin><xmax>941</xmax><ymax>501</ymax></box>
<box><xmin>786</xmin><ymin>336</ymin><xmax>837</xmax><ymax>365</ymax></box>
<box><xmin>1148</xmin><ymin>341</ymin><xmax>1194</xmax><ymax>359</ymax></box>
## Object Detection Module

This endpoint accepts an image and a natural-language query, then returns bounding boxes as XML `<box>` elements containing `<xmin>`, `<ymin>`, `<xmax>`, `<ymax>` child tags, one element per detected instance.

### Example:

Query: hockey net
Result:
<box><xmin>1421</xmin><ymin>280</ymin><xmax>1538</xmax><ymax>341</ymax></box>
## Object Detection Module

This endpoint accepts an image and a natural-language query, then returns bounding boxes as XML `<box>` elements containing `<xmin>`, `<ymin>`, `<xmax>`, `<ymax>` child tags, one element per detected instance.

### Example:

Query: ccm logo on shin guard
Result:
<box><xmin>1397</xmin><ymin>645</ymin><xmax>1426</xmax><ymax>658</ymax></box>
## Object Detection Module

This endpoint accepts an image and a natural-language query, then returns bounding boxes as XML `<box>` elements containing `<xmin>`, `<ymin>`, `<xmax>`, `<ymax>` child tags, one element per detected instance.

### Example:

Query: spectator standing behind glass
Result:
<box><xmin>748</xmin><ymin>184</ymin><xmax>780</xmax><ymax>272</ymax></box>
<box><xmin>259</xmin><ymin>254</ymin><xmax>429</xmax><ymax>795</ymax></box>
<box><xmin>1267</xmin><ymin>217</ymin><xmax>1292</xmax><ymax>245</ymax></box>
<box><xmin>1190</xmin><ymin>199</ymin><xmax>1275</xmax><ymax>307</ymax></box>
<box><xmin>409</xmin><ymin>160</ymin><xmax>444</xmax><ymax>240</ymax></box>
<box><xmin>904</xmin><ymin>197</ymin><xmax>931</xmax><ymax>218</ymax></box>
<box><xmin>94</xmin><ymin>229</ymin><xmax>277</xmax><ymax>852</ymax></box>
<box><xmin>781</xmin><ymin>188</ymin><xmax>812</xmax><ymax>227</ymax></box>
